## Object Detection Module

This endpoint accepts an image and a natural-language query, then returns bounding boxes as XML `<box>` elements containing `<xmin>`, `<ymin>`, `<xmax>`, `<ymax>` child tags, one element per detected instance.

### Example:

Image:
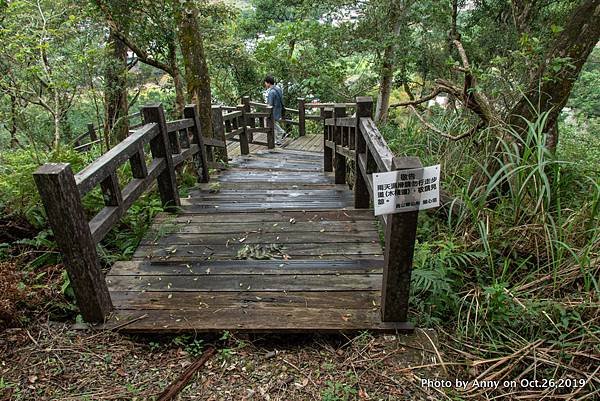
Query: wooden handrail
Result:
<box><xmin>322</xmin><ymin>96</ymin><xmax>420</xmax><ymax>326</ymax></box>
<box><xmin>305</xmin><ymin>102</ymin><xmax>356</xmax><ymax>108</ymax></box>
<box><xmin>33</xmin><ymin>103</ymin><xmax>212</xmax><ymax>323</ymax></box>
<box><xmin>75</xmin><ymin>123</ymin><xmax>159</xmax><ymax>196</ymax></box>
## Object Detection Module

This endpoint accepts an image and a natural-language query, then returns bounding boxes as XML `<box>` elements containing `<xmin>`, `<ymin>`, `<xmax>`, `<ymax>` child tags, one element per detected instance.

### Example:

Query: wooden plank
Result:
<box><xmin>106</xmin><ymin>273</ymin><xmax>382</xmax><ymax>292</ymax></box>
<box><xmin>227</xmin><ymin>159</ymin><xmax>322</xmax><ymax>172</ymax></box>
<box><xmin>217</xmin><ymin>171</ymin><xmax>333</xmax><ymax>183</ymax></box>
<box><xmin>224</xmin><ymin>127</ymin><xmax>244</xmax><ymax>139</ymax></box>
<box><xmin>359</xmin><ymin>117</ymin><xmax>394</xmax><ymax>172</ymax></box>
<box><xmin>179</xmin><ymin>202</ymin><xmax>354</xmax><ymax>212</ymax></box>
<box><xmin>182</xmin><ymin>192</ymin><xmax>354</xmax><ymax>202</ymax></box>
<box><xmin>99</xmin><ymin>308</ymin><xmax>413</xmax><ymax>333</ymax></box>
<box><xmin>249</xmin><ymin>151</ymin><xmax>323</xmax><ymax>163</ymax></box>
<box><xmin>108</xmin><ymin>259</ymin><xmax>384</xmax><ymax>276</ymax></box>
<box><xmin>336</xmin><ymin>117</ymin><xmax>357</xmax><ymax>127</ymax></box>
<box><xmin>109</xmin><ymin>290</ymin><xmax>382</xmax><ymax>310</ymax></box>
<box><xmin>172</xmin><ymin>144</ymin><xmax>200</xmax><ymax>167</ymax></box>
<box><xmin>222</xmin><ymin>110</ymin><xmax>243</xmax><ymax>121</ymax></box>
<box><xmin>166</xmin><ymin>118</ymin><xmax>194</xmax><ymax>133</ymax></box>
<box><xmin>201</xmin><ymin>137</ymin><xmax>226</xmax><ymax>147</ymax></box>
<box><xmin>133</xmin><ymin>242</ymin><xmax>383</xmax><ymax>260</ymax></box>
<box><xmin>154</xmin><ymin>209</ymin><xmax>375</xmax><ymax>223</ymax></box>
<box><xmin>149</xmin><ymin>220</ymin><xmax>378</xmax><ymax>235</ymax></box>
<box><xmin>188</xmin><ymin>188</ymin><xmax>351</xmax><ymax>197</ymax></box>
<box><xmin>246</xmin><ymin>112</ymin><xmax>270</xmax><ymax>118</ymax></box>
<box><xmin>75</xmin><ymin>123</ymin><xmax>158</xmax><ymax>196</ymax></box>
<box><xmin>195</xmin><ymin>181</ymin><xmax>341</xmax><ymax>191</ymax></box>
<box><xmin>142</xmin><ymin>230</ymin><xmax>379</xmax><ymax>246</ymax></box>
<box><xmin>305</xmin><ymin>114</ymin><xmax>323</xmax><ymax>121</ymax></box>
<box><xmin>89</xmin><ymin>158</ymin><xmax>165</xmax><ymax>243</ymax></box>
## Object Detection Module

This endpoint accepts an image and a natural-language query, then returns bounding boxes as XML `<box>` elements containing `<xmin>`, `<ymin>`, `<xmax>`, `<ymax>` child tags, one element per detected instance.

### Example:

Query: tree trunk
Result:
<box><xmin>374</xmin><ymin>5</ymin><xmax>403</xmax><ymax>123</ymax></box>
<box><xmin>508</xmin><ymin>0</ymin><xmax>600</xmax><ymax>152</ymax></box>
<box><xmin>9</xmin><ymin>95</ymin><xmax>19</xmax><ymax>148</ymax></box>
<box><xmin>174</xmin><ymin>0</ymin><xmax>214</xmax><ymax>143</ymax></box>
<box><xmin>104</xmin><ymin>28</ymin><xmax>129</xmax><ymax>144</ymax></box>
<box><xmin>168</xmin><ymin>39</ymin><xmax>186</xmax><ymax>116</ymax></box>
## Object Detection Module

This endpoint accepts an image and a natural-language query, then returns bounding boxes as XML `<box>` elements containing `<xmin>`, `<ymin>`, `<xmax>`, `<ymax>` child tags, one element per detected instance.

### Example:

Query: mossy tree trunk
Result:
<box><xmin>508</xmin><ymin>0</ymin><xmax>600</xmax><ymax>152</ymax></box>
<box><xmin>104</xmin><ymin>28</ymin><xmax>129</xmax><ymax>145</ymax></box>
<box><xmin>174</xmin><ymin>0</ymin><xmax>214</xmax><ymax>151</ymax></box>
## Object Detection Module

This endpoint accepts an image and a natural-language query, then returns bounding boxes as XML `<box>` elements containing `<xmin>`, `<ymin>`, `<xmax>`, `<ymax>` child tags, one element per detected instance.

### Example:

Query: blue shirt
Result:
<box><xmin>266</xmin><ymin>86</ymin><xmax>284</xmax><ymax>121</ymax></box>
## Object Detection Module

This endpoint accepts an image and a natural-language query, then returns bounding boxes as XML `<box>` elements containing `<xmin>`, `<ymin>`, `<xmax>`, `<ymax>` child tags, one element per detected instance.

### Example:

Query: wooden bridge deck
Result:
<box><xmin>227</xmin><ymin>132</ymin><xmax>323</xmax><ymax>157</ymax></box>
<box><xmin>102</xmin><ymin>142</ymin><xmax>409</xmax><ymax>333</ymax></box>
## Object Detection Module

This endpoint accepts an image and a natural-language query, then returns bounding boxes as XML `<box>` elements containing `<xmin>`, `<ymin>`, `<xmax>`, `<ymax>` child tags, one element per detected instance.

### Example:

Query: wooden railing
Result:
<box><xmin>72</xmin><ymin>112</ymin><xmax>143</xmax><ymax>152</ymax></box>
<box><xmin>323</xmin><ymin>96</ymin><xmax>420</xmax><ymax>324</ymax></box>
<box><xmin>73</xmin><ymin>96</ymin><xmax>328</xmax><ymax>155</ymax></box>
<box><xmin>34</xmin><ymin>94</ymin><xmax>418</xmax><ymax>325</ymax></box>
<box><xmin>33</xmin><ymin>103</ymin><xmax>218</xmax><ymax>322</ymax></box>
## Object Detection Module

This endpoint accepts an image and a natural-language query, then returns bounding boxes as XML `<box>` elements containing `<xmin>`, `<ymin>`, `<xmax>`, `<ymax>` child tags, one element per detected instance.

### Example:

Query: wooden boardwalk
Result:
<box><xmin>102</xmin><ymin>142</ymin><xmax>409</xmax><ymax>333</ymax></box>
<box><xmin>35</xmin><ymin>98</ymin><xmax>418</xmax><ymax>333</ymax></box>
<box><xmin>227</xmin><ymin>132</ymin><xmax>323</xmax><ymax>157</ymax></box>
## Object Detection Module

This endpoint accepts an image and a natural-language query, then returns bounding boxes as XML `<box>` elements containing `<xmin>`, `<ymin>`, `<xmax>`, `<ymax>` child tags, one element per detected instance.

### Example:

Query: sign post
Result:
<box><xmin>376</xmin><ymin>160</ymin><xmax>441</xmax><ymax>322</ymax></box>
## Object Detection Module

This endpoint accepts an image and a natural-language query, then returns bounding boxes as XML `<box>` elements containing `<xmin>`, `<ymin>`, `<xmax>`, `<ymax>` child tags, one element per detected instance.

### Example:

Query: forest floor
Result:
<box><xmin>0</xmin><ymin>322</ymin><xmax>443</xmax><ymax>400</ymax></box>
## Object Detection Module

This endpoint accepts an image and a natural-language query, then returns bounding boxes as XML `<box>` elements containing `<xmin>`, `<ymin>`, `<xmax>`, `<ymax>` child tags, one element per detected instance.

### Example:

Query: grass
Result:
<box><xmin>382</xmin><ymin>109</ymin><xmax>600</xmax><ymax>399</ymax></box>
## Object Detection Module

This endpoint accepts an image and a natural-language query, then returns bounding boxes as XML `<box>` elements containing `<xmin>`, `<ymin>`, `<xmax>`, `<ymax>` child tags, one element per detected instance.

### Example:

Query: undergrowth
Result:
<box><xmin>0</xmin><ymin>144</ymin><xmax>198</xmax><ymax>327</ymax></box>
<box><xmin>383</xmin><ymin>110</ymin><xmax>599</xmax><ymax>399</ymax></box>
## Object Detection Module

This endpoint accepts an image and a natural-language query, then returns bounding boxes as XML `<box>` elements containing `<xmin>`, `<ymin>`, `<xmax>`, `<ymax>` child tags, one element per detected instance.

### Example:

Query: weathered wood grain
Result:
<box><xmin>109</xmin><ymin>290</ymin><xmax>381</xmax><ymax>310</ymax></box>
<box><xmin>99</xmin><ymin>308</ymin><xmax>413</xmax><ymax>333</ymax></box>
<box><xmin>142</xmin><ymin>104</ymin><xmax>180</xmax><ymax>211</ymax></box>
<box><xmin>108</xmin><ymin>259</ymin><xmax>383</xmax><ymax>276</ymax></box>
<box><xmin>33</xmin><ymin>163</ymin><xmax>113</xmax><ymax>322</ymax></box>
<box><xmin>381</xmin><ymin>157</ymin><xmax>421</xmax><ymax>322</ymax></box>
<box><xmin>355</xmin><ymin>97</ymin><xmax>373</xmax><ymax>208</ymax></box>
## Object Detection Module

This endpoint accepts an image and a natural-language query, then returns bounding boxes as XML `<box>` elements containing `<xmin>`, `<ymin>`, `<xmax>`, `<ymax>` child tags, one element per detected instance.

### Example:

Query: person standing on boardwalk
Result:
<box><xmin>264</xmin><ymin>76</ymin><xmax>286</xmax><ymax>145</ymax></box>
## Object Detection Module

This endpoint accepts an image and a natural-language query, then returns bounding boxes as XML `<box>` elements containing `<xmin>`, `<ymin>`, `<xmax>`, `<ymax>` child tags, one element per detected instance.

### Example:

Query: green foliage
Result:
<box><xmin>171</xmin><ymin>335</ymin><xmax>205</xmax><ymax>357</ymax></box>
<box><xmin>321</xmin><ymin>380</ymin><xmax>357</xmax><ymax>401</ymax></box>
<box><xmin>0</xmin><ymin>147</ymin><xmax>96</xmax><ymax>222</ymax></box>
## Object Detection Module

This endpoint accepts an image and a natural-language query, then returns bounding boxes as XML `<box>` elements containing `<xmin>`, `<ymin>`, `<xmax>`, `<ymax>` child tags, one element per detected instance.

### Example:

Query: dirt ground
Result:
<box><xmin>0</xmin><ymin>322</ymin><xmax>444</xmax><ymax>400</ymax></box>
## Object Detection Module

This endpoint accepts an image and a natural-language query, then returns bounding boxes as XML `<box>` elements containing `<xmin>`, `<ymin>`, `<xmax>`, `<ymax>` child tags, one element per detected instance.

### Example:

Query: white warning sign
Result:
<box><xmin>372</xmin><ymin>165</ymin><xmax>440</xmax><ymax>216</ymax></box>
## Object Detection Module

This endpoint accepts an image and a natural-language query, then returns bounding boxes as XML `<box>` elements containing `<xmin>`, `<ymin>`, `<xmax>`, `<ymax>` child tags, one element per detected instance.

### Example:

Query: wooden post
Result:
<box><xmin>212</xmin><ymin>105</ymin><xmax>228</xmax><ymax>162</ymax></box>
<box><xmin>333</xmin><ymin>104</ymin><xmax>347</xmax><ymax>184</ymax></box>
<box><xmin>298</xmin><ymin>98</ymin><xmax>306</xmax><ymax>137</ymax></box>
<box><xmin>33</xmin><ymin>163</ymin><xmax>113</xmax><ymax>322</ymax></box>
<box><xmin>381</xmin><ymin>156</ymin><xmax>421</xmax><ymax>322</ymax></box>
<box><xmin>266</xmin><ymin>105</ymin><xmax>275</xmax><ymax>149</ymax></box>
<box><xmin>354</xmin><ymin>97</ymin><xmax>373</xmax><ymax>208</ymax></box>
<box><xmin>141</xmin><ymin>104</ymin><xmax>180</xmax><ymax>211</ymax></box>
<box><xmin>237</xmin><ymin>105</ymin><xmax>250</xmax><ymax>155</ymax></box>
<box><xmin>129</xmin><ymin>145</ymin><xmax>148</xmax><ymax>179</ymax></box>
<box><xmin>323</xmin><ymin>108</ymin><xmax>333</xmax><ymax>172</ymax></box>
<box><xmin>242</xmin><ymin>96</ymin><xmax>254</xmax><ymax>143</ymax></box>
<box><xmin>87</xmin><ymin>123</ymin><xmax>97</xmax><ymax>141</ymax></box>
<box><xmin>184</xmin><ymin>104</ymin><xmax>210</xmax><ymax>183</ymax></box>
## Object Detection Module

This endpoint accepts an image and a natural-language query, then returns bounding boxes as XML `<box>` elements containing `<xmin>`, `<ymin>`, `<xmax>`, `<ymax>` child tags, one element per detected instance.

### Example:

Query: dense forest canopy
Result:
<box><xmin>0</xmin><ymin>0</ymin><xmax>599</xmax><ymax>399</ymax></box>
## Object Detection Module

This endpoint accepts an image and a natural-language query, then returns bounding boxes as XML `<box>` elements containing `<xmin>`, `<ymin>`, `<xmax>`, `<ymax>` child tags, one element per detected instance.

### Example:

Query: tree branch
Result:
<box><xmin>408</xmin><ymin>105</ymin><xmax>483</xmax><ymax>140</ymax></box>
<box><xmin>389</xmin><ymin>88</ymin><xmax>443</xmax><ymax>108</ymax></box>
<box><xmin>94</xmin><ymin>0</ymin><xmax>174</xmax><ymax>75</ymax></box>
